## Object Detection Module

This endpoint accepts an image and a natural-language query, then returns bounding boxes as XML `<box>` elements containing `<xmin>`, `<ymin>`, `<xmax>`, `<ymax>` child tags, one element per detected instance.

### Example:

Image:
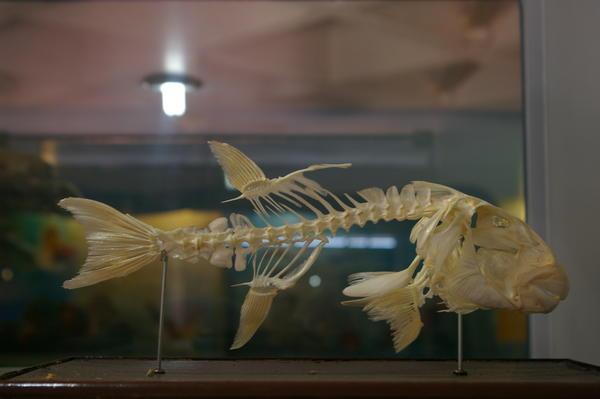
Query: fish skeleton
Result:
<box><xmin>59</xmin><ymin>141</ymin><xmax>569</xmax><ymax>352</ymax></box>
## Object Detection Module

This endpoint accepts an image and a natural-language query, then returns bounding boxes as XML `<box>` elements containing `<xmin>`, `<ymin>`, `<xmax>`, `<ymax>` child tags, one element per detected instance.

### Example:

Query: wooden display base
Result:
<box><xmin>1</xmin><ymin>358</ymin><xmax>599</xmax><ymax>398</ymax></box>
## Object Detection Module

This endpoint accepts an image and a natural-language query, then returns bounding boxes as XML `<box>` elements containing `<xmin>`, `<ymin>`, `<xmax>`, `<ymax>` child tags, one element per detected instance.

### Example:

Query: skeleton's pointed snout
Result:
<box><xmin>535</xmin><ymin>264</ymin><xmax>569</xmax><ymax>300</ymax></box>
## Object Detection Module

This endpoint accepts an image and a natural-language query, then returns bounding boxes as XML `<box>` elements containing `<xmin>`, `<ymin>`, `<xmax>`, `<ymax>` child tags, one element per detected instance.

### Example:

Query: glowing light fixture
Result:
<box><xmin>160</xmin><ymin>82</ymin><xmax>186</xmax><ymax>116</ymax></box>
<box><xmin>143</xmin><ymin>73</ymin><xmax>201</xmax><ymax>117</ymax></box>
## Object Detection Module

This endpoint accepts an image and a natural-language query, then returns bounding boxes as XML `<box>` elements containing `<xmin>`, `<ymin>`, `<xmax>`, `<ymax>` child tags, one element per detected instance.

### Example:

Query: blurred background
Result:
<box><xmin>0</xmin><ymin>0</ymin><xmax>526</xmax><ymax>366</ymax></box>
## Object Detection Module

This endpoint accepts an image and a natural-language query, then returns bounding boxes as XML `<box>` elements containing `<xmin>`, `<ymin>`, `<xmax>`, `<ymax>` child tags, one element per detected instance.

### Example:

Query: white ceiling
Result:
<box><xmin>0</xmin><ymin>0</ymin><xmax>521</xmax><ymax>135</ymax></box>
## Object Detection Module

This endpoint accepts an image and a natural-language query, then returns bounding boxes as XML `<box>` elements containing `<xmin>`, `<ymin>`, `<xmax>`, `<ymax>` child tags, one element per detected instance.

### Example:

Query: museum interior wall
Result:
<box><xmin>525</xmin><ymin>0</ymin><xmax>600</xmax><ymax>366</ymax></box>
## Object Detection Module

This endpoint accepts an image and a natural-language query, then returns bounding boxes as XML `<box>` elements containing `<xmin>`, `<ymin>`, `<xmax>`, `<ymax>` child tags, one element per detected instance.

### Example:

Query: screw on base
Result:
<box><xmin>453</xmin><ymin>369</ymin><xmax>468</xmax><ymax>376</ymax></box>
<box><xmin>147</xmin><ymin>368</ymin><xmax>166</xmax><ymax>377</ymax></box>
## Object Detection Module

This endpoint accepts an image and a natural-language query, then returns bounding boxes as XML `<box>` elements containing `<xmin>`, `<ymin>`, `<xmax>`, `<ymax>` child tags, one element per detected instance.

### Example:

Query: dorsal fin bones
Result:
<box><xmin>209</xmin><ymin>141</ymin><xmax>266</xmax><ymax>192</ymax></box>
<box><xmin>209</xmin><ymin>141</ymin><xmax>351</xmax><ymax>220</ymax></box>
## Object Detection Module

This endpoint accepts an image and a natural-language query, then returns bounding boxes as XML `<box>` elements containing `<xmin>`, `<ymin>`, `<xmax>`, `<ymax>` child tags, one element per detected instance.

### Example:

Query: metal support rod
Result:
<box><xmin>453</xmin><ymin>313</ymin><xmax>468</xmax><ymax>376</ymax></box>
<box><xmin>148</xmin><ymin>250</ymin><xmax>169</xmax><ymax>376</ymax></box>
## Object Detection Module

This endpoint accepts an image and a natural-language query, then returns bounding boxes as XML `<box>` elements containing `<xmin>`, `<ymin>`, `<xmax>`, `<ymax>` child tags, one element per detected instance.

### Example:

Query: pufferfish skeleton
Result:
<box><xmin>59</xmin><ymin>141</ymin><xmax>569</xmax><ymax>352</ymax></box>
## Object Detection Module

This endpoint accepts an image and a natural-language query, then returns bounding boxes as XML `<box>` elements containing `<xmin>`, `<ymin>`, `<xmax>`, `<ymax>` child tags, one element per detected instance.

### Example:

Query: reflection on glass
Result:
<box><xmin>0</xmin><ymin>0</ymin><xmax>524</xmax><ymax>366</ymax></box>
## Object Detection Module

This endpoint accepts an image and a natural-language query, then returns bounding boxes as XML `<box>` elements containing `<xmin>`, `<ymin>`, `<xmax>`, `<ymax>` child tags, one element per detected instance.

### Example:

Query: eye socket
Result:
<box><xmin>492</xmin><ymin>215</ymin><xmax>510</xmax><ymax>228</ymax></box>
<box><xmin>470</xmin><ymin>212</ymin><xmax>478</xmax><ymax>228</ymax></box>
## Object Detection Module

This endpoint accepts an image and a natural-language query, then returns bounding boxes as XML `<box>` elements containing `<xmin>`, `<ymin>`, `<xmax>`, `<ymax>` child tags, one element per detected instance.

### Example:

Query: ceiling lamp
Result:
<box><xmin>143</xmin><ymin>73</ymin><xmax>202</xmax><ymax>117</ymax></box>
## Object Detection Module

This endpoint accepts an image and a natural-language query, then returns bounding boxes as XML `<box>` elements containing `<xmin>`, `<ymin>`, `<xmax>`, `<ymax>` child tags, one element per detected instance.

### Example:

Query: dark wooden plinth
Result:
<box><xmin>1</xmin><ymin>358</ymin><xmax>599</xmax><ymax>398</ymax></box>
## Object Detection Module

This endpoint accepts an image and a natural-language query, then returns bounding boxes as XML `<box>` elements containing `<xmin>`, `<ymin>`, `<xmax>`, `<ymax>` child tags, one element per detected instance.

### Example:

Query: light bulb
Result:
<box><xmin>160</xmin><ymin>82</ymin><xmax>186</xmax><ymax>117</ymax></box>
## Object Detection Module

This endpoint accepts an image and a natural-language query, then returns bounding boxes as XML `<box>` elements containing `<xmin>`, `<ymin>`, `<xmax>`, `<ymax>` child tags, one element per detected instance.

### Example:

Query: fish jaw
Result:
<box><xmin>512</xmin><ymin>263</ymin><xmax>569</xmax><ymax>313</ymax></box>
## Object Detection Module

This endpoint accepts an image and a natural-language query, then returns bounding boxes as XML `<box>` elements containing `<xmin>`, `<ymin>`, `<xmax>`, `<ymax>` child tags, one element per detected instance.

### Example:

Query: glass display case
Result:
<box><xmin>0</xmin><ymin>0</ymin><xmax>529</xmax><ymax>367</ymax></box>
<box><xmin>7</xmin><ymin>0</ymin><xmax>576</xmax><ymax>383</ymax></box>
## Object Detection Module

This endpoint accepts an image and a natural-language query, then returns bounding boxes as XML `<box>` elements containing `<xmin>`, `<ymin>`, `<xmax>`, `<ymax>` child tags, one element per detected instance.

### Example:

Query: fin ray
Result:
<box><xmin>231</xmin><ymin>240</ymin><xmax>326</xmax><ymax>349</ymax></box>
<box><xmin>209</xmin><ymin>141</ymin><xmax>351</xmax><ymax>221</ymax></box>
<box><xmin>343</xmin><ymin>256</ymin><xmax>421</xmax><ymax>298</ymax></box>
<box><xmin>230</xmin><ymin>287</ymin><xmax>277</xmax><ymax>350</ymax></box>
<box><xmin>209</xmin><ymin>141</ymin><xmax>266</xmax><ymax>192</ymax></box>
<box><xmin>349</xmin><ymin>287</ymin><xmax>424</xmax><ymax>352</ymax></box>
<box><xmin>59</xmin><ymin>198</ymin><xmax>161</xmax><ymax>289</ymax></box>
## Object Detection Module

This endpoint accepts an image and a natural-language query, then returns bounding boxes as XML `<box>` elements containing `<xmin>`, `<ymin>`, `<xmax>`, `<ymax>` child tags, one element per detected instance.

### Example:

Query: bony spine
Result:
<box><xmin>225</xmin><ymin>183</ymin><xmax>429</xmax><ymax>249</ymax></box>
<box><xmin>168</xmin><ymin>183</ymin><xmax>437</xmax><ymax>267</ymax></box>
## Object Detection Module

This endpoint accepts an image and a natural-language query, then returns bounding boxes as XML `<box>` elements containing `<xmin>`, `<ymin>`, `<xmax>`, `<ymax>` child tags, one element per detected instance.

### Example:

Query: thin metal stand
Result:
<box><xmin>453</xmin><ymin>313</ymin><xmax>468</xmax><ymax>376</ymax></box>
<box><xmin>147</xmin><ymin>250</ymin><xmax>169</xmax><ymax>377</ymax></box>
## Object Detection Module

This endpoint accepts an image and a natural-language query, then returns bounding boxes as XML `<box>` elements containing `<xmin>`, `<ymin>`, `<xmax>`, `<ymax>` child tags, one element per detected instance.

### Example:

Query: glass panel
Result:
<box><xmin>0</xmin><ymin>0</ymin><xmax>525</xmax><ymax>366</ymax></box>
